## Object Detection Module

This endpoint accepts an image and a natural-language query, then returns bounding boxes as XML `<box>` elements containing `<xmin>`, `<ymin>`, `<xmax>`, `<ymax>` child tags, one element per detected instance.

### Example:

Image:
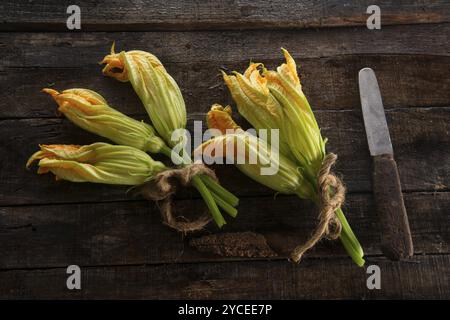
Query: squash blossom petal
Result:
<box><xmin>26</xmin><ymin>143</ymin><xmax>166</xmax><ymax>185</ymax></box>
<box><xmin>206</xmin><ymin>104</ymin><xmax>242</xmax><ymax>134</ymax></box>
<box><xmin>222</xmin><ymin>64</ymin><xmax>293</xmax><ymax>159</ymax></box>
<box><xmin>101</xmin><ymin>47</ymin><xmax>186</xmax><ymax>147</ymax></box>
<box><xmin>200</xmin><ymin>105</ymin><xmax>316</xmax><ymax>200</ymax></box>
<box><xmin>43</xmin><ymin>88</ymin><xmax>166</xmax><ymax>153</ymax></box>
<box><xmin>263</xmin><ymin>49</ymin><xmax>326</xmax><ymax>175</ymax></box>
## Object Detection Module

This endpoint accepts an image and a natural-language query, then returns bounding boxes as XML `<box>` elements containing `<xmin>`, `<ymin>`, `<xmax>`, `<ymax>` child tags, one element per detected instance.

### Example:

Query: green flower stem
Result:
<box><xmin>335</xmin><ymin>207</ymin><xmax>364</xmax><ymax>258</ymax></box>
<box><xmin>176</xmin><ymin>150</ymin><xmax>239</xmax><ymax>208</ymax></box>
<box><xmin>210</xmin><ymin>191</ymin><xmax>238</xmax><ymax>218</ymax></box>
<box><xmin>340</xmin><ymin>231</ymin><xmax>365</xmax><ymax>267</ymax></box>
<box><xmin>159</xmin><ymin>145</ymin><xmax>228</xmax><ymax>227</ymax></box>
<box><xmin>304</xmin><ymin>170</ymin><xmax>364</xmax><ymax>267</ymax></box>
<box><xmin>200</xmin><ymin>175</ymin><xmax>239</xmax><ymax>207</ymax></box>
<box><xmin>333</xmin><ymin>208</ymin><xmax>365</xmax><ymax>267</ymax></box>
<box><xmin>190</xmin><ymin>175</ymin><xmax>226</xmax><ymax>227</ymax></box>
<box><xmin>160</xmin><ymin>145</ymin><xmax>239</xmax><ymax>210</ymax></box>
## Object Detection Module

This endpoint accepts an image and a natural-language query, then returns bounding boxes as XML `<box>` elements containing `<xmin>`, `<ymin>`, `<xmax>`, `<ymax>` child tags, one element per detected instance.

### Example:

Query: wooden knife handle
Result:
<box><xmin>373</xmin><ymin>154</ymin><xmax>414</xmax><ymax>260</ymax></box>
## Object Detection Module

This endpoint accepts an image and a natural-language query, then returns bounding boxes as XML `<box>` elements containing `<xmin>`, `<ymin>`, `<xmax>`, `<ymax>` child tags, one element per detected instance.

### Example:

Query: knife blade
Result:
<box><xmin>359</xmin><ymin>67</ymin><xmax>414</xmax><ymax>260</ymax></box>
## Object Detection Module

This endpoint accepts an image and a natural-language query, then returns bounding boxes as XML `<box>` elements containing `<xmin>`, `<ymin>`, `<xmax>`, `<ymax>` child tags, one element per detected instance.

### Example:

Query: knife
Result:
<box><xmin>358</xmin><ymin>67</ymin><xmax>414</xmax><ymax>260</ymax></box>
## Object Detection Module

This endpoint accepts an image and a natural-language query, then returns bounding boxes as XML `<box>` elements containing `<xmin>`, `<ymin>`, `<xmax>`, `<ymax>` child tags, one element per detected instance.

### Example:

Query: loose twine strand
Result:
<box><xmin>137</xmin><ymin>164</ymin><xmax>215</xmax><ymax>233</ymax></box>
<box><xmin>290</xmin><ymin>153</ymin><xmax>346</xmax><ymax>263</ymax></box>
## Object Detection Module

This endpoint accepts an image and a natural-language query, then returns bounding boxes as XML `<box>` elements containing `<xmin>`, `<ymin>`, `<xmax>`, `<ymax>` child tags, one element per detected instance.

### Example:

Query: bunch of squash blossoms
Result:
<box><xmin>195</xmin><ymin>49</ymin><xmax>364</xmax><ymax>266</ymax></box>
<box><xmin>27</xmin><ymin>46</ymin><xmax>239</xmax><ymax>231</ymax></box>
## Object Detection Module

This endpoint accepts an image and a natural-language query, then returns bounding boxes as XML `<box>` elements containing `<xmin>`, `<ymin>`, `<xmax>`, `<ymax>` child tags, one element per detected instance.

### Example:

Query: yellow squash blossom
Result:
<box><xmin>263</xmin><ymin>49</ymin><xmax>326</xmax><ymax>175</ymax></box>
<box><xmin>43</xmin><ymin>88</ymin><xmax>166</xmax><ymax>153</ymax></box>
<box><xmin>101</xmin><ymin>46</ymin><xmax>186</xmax><ymax>147</ymax></box>
<box><xmin>222</xmin><ymin>49</ymin><xmax>327</xmax><ymax>176</ymax></box>
<box><xmin>27</xmin><ymin>143</ymin><xmax>166</xmax><ymax>185</ymax></box>
<box><xmin>101</xmin><ymin>45</ymin><xmax>240</xmax><ymax>228</ymax></box>
<box><xmin>198</xmin><ymin>104</ymin><xmax>316</xmax><ymax>200</ymax></box>
<box><xmin>222</xmin><ymin>65</ymin><xmax>293</xmax><ymax>159</ymax></box>
<box><xmin>220</xmin><ymin>50</ymin><xmax>364</xmax><ymax>266</ymax></box>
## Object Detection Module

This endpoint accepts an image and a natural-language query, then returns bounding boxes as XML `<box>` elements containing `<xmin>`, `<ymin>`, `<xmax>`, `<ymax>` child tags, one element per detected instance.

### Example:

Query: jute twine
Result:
<box><xmin>137</xmin><ymin>164</ymin><xmax>215</xmax><ymax>233</ymax></box>
<box><xmin>290</xmin><ymin>153</ymin><xmax>346</xmax><ymax>263</ymax></box>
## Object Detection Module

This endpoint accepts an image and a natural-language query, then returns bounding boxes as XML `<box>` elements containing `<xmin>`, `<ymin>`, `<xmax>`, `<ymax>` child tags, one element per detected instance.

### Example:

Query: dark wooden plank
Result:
<box><xmin>2</xmin><ymin>54</ymin><xmax>450</xmax><ymax>119</ymax></box>
<box><xmin>1</xmin><ymin>0</ymin><xmax>449</xmax><ymax>31</ymax></box>
<box><xmin>1</xmin><ymin>107</ymin><xmax>448</xmax><ymax>205</ymax></box>
<box><xmin>1</xmin><ymin>192</ymin><xmax>448</xmax><ymax>269</ymax></box>
<box><xmin>0</xmin><ymin>255</ymin><xmax>448</xmax><ymax>299</ymax></box>
<box><xmin>1</xmin><ymin>25</ymin><xmax>449</xmax><ymax>119</ymax></box>
<box><xmin>2</xmin><ymin>24</ymin><xmax>449</xmax><ymax>69</ymax></box>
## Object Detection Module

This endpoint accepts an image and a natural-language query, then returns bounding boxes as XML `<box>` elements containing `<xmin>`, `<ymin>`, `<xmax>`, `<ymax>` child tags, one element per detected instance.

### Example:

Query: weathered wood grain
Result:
<box><xmin>2</xmin><ymin>54</ymin><xmax>450</xmax><ymax>119</ymax></box>
<box><xmin>1</xmin><ymin>0</ymin><xmax>449</xmax><ymax>31</ymax></box>
<box><xmin>0</xmin><ymin>0</ymin><xmax>448</xmax><ymax>301</ymax></box>
<box><xmin>2</xmin><ymin>24</ymin><xmax>449</xmax><ymax>69</ymax></box>
<box><xmin>0</xmin><ymin>192</ymin><xmax>448</xmax><ymax>269</ymax></box>
<box><xmin>0</xmin><ymin>255</ymin><xmax>448</xmax><ymax>299</ymax></box>
<box><xmin>1</xmin><ymin>24</ymin><xmax>449</xmax><ymax>120</ymax></box>
<box><xmin>1</xmin><ymin>107</ymin><xmax>448</xmax><ymax>205</ymax></box>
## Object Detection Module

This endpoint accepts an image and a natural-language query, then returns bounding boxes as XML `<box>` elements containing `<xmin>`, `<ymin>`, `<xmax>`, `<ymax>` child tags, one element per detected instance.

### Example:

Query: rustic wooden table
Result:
<box><xmin>0</xmin><ymin>1</ymin><xmax>449</xmax><ymax>299</ymax></box>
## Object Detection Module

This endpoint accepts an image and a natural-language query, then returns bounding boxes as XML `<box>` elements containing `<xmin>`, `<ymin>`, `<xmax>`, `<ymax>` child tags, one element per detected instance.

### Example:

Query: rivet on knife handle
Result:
<box><xmin>373</xmin><ymin>154</ymin><xmax>413</xmax><ymax>259</ymax></box>
<box><xmin>359</xmin><ymin>67</ymin><xmax>414</xmax><ymax>260</ymax></box>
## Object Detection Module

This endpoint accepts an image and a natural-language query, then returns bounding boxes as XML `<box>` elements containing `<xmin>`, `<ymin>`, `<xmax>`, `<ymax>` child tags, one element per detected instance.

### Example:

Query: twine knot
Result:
<box><xmin>137</xmin><ymin>163</ymin><xmax>217</xmax><ymax>233</ymax></box>
<box><xmin>290</xmin><ymin>153</ymin><xmax>346</xmax><ymax>263</ymax></box>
